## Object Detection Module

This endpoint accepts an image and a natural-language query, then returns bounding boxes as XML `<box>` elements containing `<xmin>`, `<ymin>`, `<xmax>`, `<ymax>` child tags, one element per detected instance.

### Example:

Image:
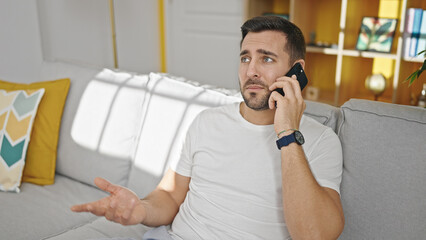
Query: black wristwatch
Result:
<box><xmin>276</xmin><ymin>130</ymin><xmax>305</xmax><ymax>149</ymax></box>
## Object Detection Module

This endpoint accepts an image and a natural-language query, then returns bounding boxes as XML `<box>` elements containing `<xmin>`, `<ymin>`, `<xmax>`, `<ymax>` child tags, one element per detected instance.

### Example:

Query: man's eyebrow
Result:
<box><xmin>257</xmin><ymin>49</ymin><xmax>278</xmax><ymax>57</ymax></box>
<box><xmin>240</xmin><ymin>50</ymin><xmax>248</xmax><ymax>56</ymax></box>
<box><xmin>239</xmin><ymin>49</ymin><xmax>278</xmax><ymax>57</ymax></box>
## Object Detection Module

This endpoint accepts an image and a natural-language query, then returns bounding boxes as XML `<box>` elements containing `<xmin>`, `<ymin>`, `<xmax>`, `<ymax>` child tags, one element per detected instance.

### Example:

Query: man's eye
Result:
<box><xmin>264</xmin><ymin>57</ymin><xmax>273</xmax><ymax>63</ymax></box>
<box><xmin>241</xmin><ymin>57</ymin><xmax>250</xmax><ymax>63</ymax></box>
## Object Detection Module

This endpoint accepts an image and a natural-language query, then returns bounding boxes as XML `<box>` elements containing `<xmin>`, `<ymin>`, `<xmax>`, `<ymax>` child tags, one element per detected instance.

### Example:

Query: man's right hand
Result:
<box><xmin>71</xmin><ymin>177</ymin><xmax>146</xmax><ymax>226</ymax></box>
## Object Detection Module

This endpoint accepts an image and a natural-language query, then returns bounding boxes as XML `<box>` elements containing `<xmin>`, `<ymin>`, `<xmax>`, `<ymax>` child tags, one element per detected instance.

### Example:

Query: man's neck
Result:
<box><xmin>239</xmin><ymin>102</ymin><xmax>275</xmax><ymax>125</ymax></box>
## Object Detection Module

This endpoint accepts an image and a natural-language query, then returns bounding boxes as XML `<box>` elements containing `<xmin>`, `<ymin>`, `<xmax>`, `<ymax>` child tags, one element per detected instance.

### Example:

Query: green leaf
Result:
<box><xmin>361</xmin><ymin>24</ymin><xmax>372</xmax><ymax>36</ymax></box>
<box><xmin>416</xmin><ymin>50</ymin><xmax>426</xmax><ymax>57</ymax></box>
<box><xmin>405</xmin><ymin>70</ymin><xmax>419</xmax><ymax>86</ymax></box>
<box><xmin>409</xmin><ymin>74</ymin><xmax>417</xmax><ymax>86</ymax></box>
<box><xmin>378</xmin><ymin>37</ymin><xmax>392</xmax><ymax>45</ymax></box>
<box><xmin>421</xmin><ymin>60</ymin><xmax>426</xmax><ymax>71</ymax></box>
<box><xmin>405</xmin><ymin>70</ymin><xmax>417</xmax><ymax>81</ymax></box>
<box><xmin>375</xmin><ymin>21</ymin><xmax>393</xmax><ymax>36</ymax></box>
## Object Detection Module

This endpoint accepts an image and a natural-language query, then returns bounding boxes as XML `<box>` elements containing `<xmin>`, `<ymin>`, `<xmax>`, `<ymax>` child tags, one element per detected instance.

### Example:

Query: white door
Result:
<box><xmin>165</xmin><ymin>0</ymin><xmax>244</xmax><ymax>89</ymax></box>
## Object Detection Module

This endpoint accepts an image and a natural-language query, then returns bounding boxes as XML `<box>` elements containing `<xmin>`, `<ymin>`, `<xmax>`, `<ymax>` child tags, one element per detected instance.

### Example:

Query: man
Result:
<box><xmin>72</xmin><ymin>16</ymin><xmax>344</xmax><ymax>239</ymax></box>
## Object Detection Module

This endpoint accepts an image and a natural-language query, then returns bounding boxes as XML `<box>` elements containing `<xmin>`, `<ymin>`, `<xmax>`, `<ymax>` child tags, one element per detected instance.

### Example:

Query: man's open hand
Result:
<box><xmin>71</xmin><ymin>177</ymin><xmax>146</xmax><ymax>225</ymax></box>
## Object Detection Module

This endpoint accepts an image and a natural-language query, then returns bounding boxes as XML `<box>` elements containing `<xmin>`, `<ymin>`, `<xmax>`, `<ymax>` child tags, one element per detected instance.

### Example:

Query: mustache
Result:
<box><xmin>243</xmin><ymin>79</ymin><xmax>269</xmax><ymax>89</ymax></box>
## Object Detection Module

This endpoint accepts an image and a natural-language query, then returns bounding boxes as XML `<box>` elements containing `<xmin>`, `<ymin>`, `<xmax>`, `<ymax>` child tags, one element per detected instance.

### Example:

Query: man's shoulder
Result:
<box><xmin>301</xmin><ymin>115</ymin><xmax>330</xmax><ymax>131</ymax></box>
<box><xmin>301</xmin><ymin>115</ymin><xmax>342</xmax><ymax>161</ymax></box>
<box><xmin>301</xmin><ymin>115</ymin><xmax>339</xmax><ymax>142</ymax></box>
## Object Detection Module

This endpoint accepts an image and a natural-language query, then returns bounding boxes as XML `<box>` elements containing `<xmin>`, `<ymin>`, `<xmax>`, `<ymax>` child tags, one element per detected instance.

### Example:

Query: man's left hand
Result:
<box><xmin>268</xmin><ymin>74</ymin><xmax>306</xmax><ymax>136</ymax></box>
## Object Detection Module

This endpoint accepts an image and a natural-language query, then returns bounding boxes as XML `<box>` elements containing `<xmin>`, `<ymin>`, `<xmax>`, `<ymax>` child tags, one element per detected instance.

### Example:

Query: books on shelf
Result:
<box><xmin>404</xmin><ymin>8</ymin><xmax>415</xmax><ymax>58</ymax></box>
<box><xmin>404</xmin><ymin>8</ymin><xmax>426</xmax><ymax>59</ymax></box>
<box><xmin>418</xmin><ymin>10</ymin><xmax>426</xmax><ymax>59</ymax></box>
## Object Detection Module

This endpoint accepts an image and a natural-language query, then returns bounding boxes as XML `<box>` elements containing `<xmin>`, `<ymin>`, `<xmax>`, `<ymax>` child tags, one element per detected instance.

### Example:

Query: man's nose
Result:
<box><xmin>247</xmin><ymin>61</ymin><xmax>260</xmax><ymax>79</ymax></box>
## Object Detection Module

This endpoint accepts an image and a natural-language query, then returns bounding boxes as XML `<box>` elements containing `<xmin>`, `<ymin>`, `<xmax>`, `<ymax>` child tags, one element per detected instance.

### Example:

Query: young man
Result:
<box><xmin>72</xmin><ymin>16</ymin><xmax>344</xmax><ymax>239</ymax></box>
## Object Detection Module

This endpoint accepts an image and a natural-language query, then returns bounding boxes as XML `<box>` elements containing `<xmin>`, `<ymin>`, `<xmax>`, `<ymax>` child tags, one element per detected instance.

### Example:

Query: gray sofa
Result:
<box><xmin>1</xmin><ymin>61</ymin><xmax>425</xmax><ymax>240</ymax></box>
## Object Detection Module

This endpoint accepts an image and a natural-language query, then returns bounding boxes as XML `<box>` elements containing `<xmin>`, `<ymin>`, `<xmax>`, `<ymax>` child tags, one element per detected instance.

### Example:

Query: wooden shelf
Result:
<box><xmin>306</xmin><ymin>46</ymin><xmax>339</xmax><ymax>55</ymax></box>
<box><xmin>403</xmin><ymin>57</ymin><xmax>425</xmax><ymax>63</ymax></box>
<box><xmin>248</xmin><ymin>0</ymin><xmax>425</xmax><ymax>106</ymax></box>
<box><xmin>342</xmin><ymin>49</ymin><xmax>398</xmax><ymax>60</ymax></box>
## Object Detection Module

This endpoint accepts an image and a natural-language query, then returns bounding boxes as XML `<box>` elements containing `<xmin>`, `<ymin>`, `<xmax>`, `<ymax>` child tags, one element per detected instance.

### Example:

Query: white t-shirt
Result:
<box><xmin>169</xmin><ymin>102</ymin><xmax>343</xmax><ymax>240</ymax></box>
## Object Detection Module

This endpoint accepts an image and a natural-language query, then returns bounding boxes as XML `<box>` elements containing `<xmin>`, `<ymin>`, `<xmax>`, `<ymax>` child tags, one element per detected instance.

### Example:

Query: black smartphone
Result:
<box><xmin>274</xmin><ymin>62</ymin><xmax>308</xmax><ymax>96</ymax></box>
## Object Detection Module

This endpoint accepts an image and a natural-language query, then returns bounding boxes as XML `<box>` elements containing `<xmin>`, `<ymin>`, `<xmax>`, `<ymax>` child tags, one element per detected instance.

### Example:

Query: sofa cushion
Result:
<box><xmin>127</xmin><ymin>73</ymin><xmax>242</xmax><ymax>197</ymax></box>
<box><xmin>0</xmin><ymin>174</ymin><xmax>107</xmax><ymax>240</ymax></box>
<box><xmin>0</xmin><ymin>78</ymin><xmax>71</xmax><ymax>186</ymax></box>
<box><xmin>338</xmin><ymin>99</ymin><xmax>426</xmax><ymax>239</ymax></box>
<box><xmin>45</xmin><ymin>218</ymin><xmax>150</xmax><ymax>240</ymax></box>
<box><xmin>304</xmin><ymin>100</ymin><xmax>340</xmax><ymax>132</ymax></box>
<box><xmin>0</xmin><ymin>88</ymin><xmax>44</xmax><ymax>192</ymax></box>
<box><xmin>41</xmin><ymin>61</ymin><xmax>149</xmax><ymax>187</ymax></box>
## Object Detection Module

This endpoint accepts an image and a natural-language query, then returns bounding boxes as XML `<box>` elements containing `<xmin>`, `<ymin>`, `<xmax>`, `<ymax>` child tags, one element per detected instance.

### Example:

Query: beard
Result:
<box><xmin>240</xmin><ymin>79</ymin><xmax>272</xmax><ymax>111</ymax></box>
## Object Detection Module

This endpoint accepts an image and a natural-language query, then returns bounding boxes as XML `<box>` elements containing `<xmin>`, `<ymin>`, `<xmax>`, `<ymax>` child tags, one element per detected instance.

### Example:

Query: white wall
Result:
<box><xmin>38</xmin><ymin>0</ymin><xmax>115</xmax><ymax>68</ymax></box>
<box><xmin>114</xmin><ymin>0</ymin><xmax>160</xmax><ymax>73</ymax></box>
<box><xmin>37</xmin><ymin>0</ymin><xmax>161</xmax><ymax>73</ymax></box>
<box><xmin>0</xmin><ymin>0</ymin><xmax>43</xmax><ymax>83</ymax></box>
<box><xmin>165</xmin><ymin>0</ymin><xmax>243</xmax><ymax>89</ymax></box>
<box><xmin>0</xmin><ymin>0</ymin><xmax>242</xmax><ymax>88</ymax></box>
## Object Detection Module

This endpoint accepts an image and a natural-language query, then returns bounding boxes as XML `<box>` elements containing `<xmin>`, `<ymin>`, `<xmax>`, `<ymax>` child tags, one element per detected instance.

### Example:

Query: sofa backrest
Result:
<box><xmin>41</xmin><ymin>64</ymin><xmax>242</xmax><ymax>191</ymax></box>
<box><xmin>127</xmin><ymin>73</ymin><xmax>241</xmax><ymax>197</ymax></box>
<box><xmin>41</xmin><ymin>61</ymin><xmax>342</xmax><ymax>192</ymax></box>
<box><xmin>41</xmin><ymin>61</ymin><xmax>150</xmax><ymax>187</ymax></box>
<box><xmin>304</xmin><ymin>100</ymin><xmax>340</xmax><ymax>132</ymax></box>
<box><xmin>337</xmin><ymin>99</ymin><xmax>426</xmax><ymax>239</ymax></box>
<box><xmin>40</xmin><ymin>62</ymin><xmax>426</xmax><ymax>238</ymax></box>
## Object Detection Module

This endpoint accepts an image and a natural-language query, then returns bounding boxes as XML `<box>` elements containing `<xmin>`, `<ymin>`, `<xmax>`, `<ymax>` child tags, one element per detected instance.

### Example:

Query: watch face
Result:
<box><xmin>294</xmin><ymin>131</ymin><xmax>305</xmax><ymax>145</ymax></box>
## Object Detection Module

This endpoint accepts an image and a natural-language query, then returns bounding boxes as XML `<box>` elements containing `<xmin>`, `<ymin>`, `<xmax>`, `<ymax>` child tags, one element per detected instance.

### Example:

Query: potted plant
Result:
<box><xmin>405</xmin><ymin>50</ymin><xmax>426</xmax><ymax>86</ymax></box>
<box><xmin>406</xmin><ymin>50</ymin><xmax>426</xmax><ymax>107</ymax></box>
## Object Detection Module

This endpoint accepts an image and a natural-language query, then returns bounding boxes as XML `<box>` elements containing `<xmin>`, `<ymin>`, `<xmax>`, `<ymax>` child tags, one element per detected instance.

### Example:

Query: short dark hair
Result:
<box><xmin>240</xmin><ymin>16</ymin><xmax>306</xmax><ymax>66</ymax></box>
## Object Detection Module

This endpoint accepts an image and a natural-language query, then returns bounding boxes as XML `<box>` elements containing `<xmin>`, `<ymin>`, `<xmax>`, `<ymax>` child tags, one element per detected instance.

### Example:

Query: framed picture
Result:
<box><xmin>355</xmin><ymin>17</ymin><xmax>398</xmax><ymax>53</ymax></box>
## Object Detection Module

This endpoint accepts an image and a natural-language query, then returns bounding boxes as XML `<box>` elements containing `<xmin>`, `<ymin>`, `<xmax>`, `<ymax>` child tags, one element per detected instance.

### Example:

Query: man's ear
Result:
<box><xmin>294</xmin><ymin>59</ymin><xmax>305</xmax><ymax>70</ymax></box>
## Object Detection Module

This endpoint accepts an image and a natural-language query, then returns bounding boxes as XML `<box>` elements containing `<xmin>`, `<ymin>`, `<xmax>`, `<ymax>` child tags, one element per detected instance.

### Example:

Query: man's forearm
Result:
<box><xmin>140</xmin><ymin>189</ymin><xmax>181</xmax><ymax>227</ymax></box>
<box><xmin>281</xmin><ymin>144</ymin><xmax>344</xmax><ymax>240</ymax></box>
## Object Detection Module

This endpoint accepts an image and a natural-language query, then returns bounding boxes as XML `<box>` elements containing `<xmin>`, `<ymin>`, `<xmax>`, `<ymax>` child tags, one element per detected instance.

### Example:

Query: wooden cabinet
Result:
<box><xmin>245</xmin><ymin>0</ymin><xmax>426</xmax><ymax>106</ymax></box>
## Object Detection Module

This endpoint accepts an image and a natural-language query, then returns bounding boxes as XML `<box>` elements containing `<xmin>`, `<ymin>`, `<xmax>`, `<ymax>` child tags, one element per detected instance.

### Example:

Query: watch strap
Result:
<box><xmin>276</xmin><ymin>130</ymin><xmax>304</xmax><ymax>149</ymax></box>
<box><xmin>276</xmin><ymin>133</ymin><xmax>296</xmax><ymax>149</ymax></box>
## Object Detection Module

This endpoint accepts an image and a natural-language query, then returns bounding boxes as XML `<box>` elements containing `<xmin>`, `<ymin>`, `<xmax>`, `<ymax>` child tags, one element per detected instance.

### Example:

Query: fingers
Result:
<box><xmin>94</xmin><ymin>177</ymin><xmax>120</xmax><ymax>194</ymax></box>
<box><xmin>71</xmin><ymin>197</ymin><xmax>128</xmax><ymax>224</ymax></box>
<box><xmin>269</xmin><ymin>75</ymin><xmax>302</xmax><ymax>106</ymax></box>
<box><xmin>268</xmin><ymin>91</ymin><xmax>282</xmax><ymax>109</ymax></box>
<box><xmin>70</xmin><ymin>204</ymin><xmax>88</xmax><ymax>212</ymax></box>
<box><xmin>269</xmin><ymin>75</ymin><xmax>306</xmax><ymax>132</ymax></box>
<box><xmin>72</xmin><ymin>178</ymin><xmax>144</xmax><ymax>225</ymax></box>
<box><xmin>271</xmin><ymin>75</ymin><xmax>302</xmax><ymax>98</ymax></box>
<box><xmin>71</xmin><ymin>201</ymin><xmax>95</xmax><ymax>212</ymax></box>
<box><xmin>71</xmin><ymin>200</ymin><xmax>105</xmax><ymax>216</ymax></box>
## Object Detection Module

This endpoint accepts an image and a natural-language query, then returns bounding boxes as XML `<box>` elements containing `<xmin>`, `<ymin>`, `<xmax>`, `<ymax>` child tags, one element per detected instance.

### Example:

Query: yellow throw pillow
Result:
<box><xmin>0</xmin><ymin>89</ymin><xmax>45</xmax><ymax>192</ymax></box>
<box><xmin>0</xmin><ymin>79</ymin><xmax>70</xmax><ymax>185</ymax></box>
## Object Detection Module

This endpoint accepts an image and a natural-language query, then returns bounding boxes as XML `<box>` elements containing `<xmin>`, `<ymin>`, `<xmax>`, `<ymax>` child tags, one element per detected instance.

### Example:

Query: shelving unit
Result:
<box><xmin>245</xmin><ymin>0</ymin><xmax>426</xmax><ymax>106</ymax></box>
<box><xmin>404</xmin><ymin>56</ymin><xmax>426</xmax><ymax>63</ymax></box>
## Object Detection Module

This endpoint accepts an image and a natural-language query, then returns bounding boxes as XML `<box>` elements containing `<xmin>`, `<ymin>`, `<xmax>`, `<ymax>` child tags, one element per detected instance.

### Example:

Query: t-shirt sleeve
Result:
<box><xmin>169</xmin><ymin>115</ymin><xmax>199</xmax><ymax>177</ymax></box>
<box><xmin>307</xmin><ymin>128</ymin><xmax>343</xmax><ymax>195</ymax></box>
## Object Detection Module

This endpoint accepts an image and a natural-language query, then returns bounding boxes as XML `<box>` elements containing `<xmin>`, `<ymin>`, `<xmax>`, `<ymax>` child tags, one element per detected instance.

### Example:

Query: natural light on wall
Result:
<box><xmin>71</xmin><ymin>69</ymin><xmax>149</xmax><ymax>160</ymax></box>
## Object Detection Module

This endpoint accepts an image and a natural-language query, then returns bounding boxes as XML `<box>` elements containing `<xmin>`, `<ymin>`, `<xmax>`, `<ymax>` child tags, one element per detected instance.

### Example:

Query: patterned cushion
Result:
<box><xmin>0</xmin><ymin>89</ymin><xmax>44</xmax><ymax>192</ymax></box>
<box><xmin>0</xmin><ymin>78</ymin><xmax>71</xmax><ymax>185</ymax></box>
